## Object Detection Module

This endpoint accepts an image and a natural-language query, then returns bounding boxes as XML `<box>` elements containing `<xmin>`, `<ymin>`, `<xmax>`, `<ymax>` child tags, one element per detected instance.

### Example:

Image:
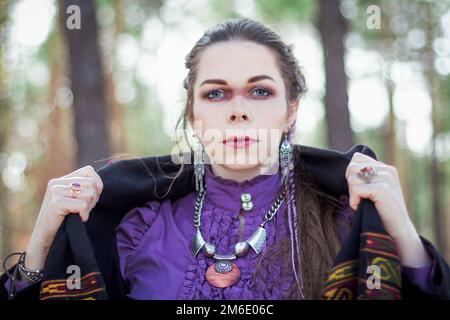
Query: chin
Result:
<box><xmin>206</xmin><ymin>145</ymin><xmax>277</xmax><ymax>173</ymax></box>
<box><xmin>220</xmin><ymin>162</ymin><xmax>261</xmax><ymax>171</ymax></box>
<box><xmin>219</xmin><ymin>150</ymin><xmax>260</xmax><ymax>167</ymax></box>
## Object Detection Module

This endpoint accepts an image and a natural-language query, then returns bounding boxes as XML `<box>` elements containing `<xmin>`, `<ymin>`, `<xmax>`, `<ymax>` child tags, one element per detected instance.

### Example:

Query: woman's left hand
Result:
<box><xmin>345</xmin><ymin>152</ymin><xmax>432</xmax><ymax>268</ymax></box>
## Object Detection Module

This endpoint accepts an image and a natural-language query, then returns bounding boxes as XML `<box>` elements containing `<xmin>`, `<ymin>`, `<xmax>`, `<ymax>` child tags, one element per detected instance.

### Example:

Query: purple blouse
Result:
<box><xmin>4</xmin><ymin>164</ymin><xmax>437</xmax><ymax>299</ymax></box>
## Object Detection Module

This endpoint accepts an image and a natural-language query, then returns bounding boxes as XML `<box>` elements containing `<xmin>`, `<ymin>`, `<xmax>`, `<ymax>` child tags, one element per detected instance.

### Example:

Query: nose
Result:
<box><xmin>227</xmin><ymin>97</ymin><xmax>251</xmax><ymax>124</ymax></box>
<box><xmin>229</xmin><ymin>111</ymin><xmax>249</xmax><ymax>123</ymax></box>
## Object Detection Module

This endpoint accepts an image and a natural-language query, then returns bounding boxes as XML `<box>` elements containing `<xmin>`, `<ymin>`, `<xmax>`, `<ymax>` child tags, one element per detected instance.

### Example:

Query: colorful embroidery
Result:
<box><xmin>321</xmin><ymin>232</ymin><xmax>402</xmax><ymax>300</ymax></box>
<box><xmin>359</xmin><ymin>232</ymin><xmax>401</xmax><ymax>299</ymax></box>
<box><xmin>322</xmin><ymin>260</ymin><xmax>359</xmax><ymax>299</ymax></box>
<box><xmin>39</xmin><ymin>271</ymin><xmax>106</xmax><ymax>300</ymax></box>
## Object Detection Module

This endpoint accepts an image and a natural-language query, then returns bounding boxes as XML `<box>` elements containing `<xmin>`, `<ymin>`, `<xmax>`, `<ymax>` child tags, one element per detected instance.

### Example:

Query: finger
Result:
<box><xmin>381</xmin><ymin>164</ymin><xmax>400</xmax><ymax>185</ymax></box>
<box><xmin>77</xmin><ymin>209</ymin><xmax>90</xmax><ymax>223</ymax></box>
<box><xmin>48</xmin><ymin>177</ymin><xmax>99</xmax><ymax>202</ymax></box>
<box><xmin>51</xmin><ymin>184</ymin><xmax>98</xmax><ymax>204</ymax></box>
<box><xmin>345</xmin><ymin>161</ymin><xmax>378</xmax><ymax>180</ymax></box>
<box><xmin>348</xmin><ymin>182</ymin><xmax>389</xmax><ymax>211</ymax></box>
<box><xmin>352</xmin><ymin>152</ymin><xmax>379</xmax><ymax>163</ymax></box>
<box><xmin>54</xmin><ymin>196</ymin><xmax>88</xmax><ymax>214</ymax></box>
<box><xmin>54</xmin><ymin>197</ymin><xmax>91</xmax><ymax>223</ymax></box>
<box><xmin>348</xmin><ymin>171</ymin><xmax>396</xmax><ymax>187</ymax></box>
<box><xmin>61</xmin><ymin>166</ymin><xmax>103</xmax><ymax>194</ymax></box>
<box><xmin>352</xmin><ymin>154</ymin><xmax>398</xmax><ymax>182</ymax></box>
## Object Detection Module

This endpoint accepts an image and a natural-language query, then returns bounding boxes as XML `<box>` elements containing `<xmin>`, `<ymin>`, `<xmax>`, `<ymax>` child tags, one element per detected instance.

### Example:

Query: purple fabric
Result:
<box><xmin>116</xmin><ymin>164</ymin><xmax>294</xmax><ymax>299</ymax></box>
<box><xmin>401</xmin><ymin>243</ymin><xmax>437</xmax><ymax>294</ymax></box>
<box><xmin>4</xmin><ymin>164</ymin><xmax>436</xmax><ymax>298</ymax></box>
<box><xmin>3</xmin><ymin>264</ymin><xmax>31</xmax><ymax>297</ymax></box>
<box><xmin>115</xmin><ymin>165</ymin><xmax>436</xmax><ymax>299</ymax></box>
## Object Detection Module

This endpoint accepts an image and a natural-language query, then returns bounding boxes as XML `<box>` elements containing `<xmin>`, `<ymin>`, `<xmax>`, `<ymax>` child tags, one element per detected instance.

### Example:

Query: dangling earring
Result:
<box><xmin>279</xmin><ymin>131</ymin><xmax>294</xmax><ymax>186</ymax></box>
<box><xmin>280</xmin><ymin>129</ymin><xmax>305</xmax><ymax>299</ymax></box>
<box><xmin>193</xmin><ymin>134</ymin><xmax>205</xmax><ymax>193</ymax></box>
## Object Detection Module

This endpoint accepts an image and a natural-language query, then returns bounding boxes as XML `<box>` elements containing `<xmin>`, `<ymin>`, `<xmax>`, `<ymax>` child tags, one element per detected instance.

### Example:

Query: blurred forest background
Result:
<box><xmin>0</xmin><ymin>0</ymin><xmax>449</xmax><ymax>264</ymax></box>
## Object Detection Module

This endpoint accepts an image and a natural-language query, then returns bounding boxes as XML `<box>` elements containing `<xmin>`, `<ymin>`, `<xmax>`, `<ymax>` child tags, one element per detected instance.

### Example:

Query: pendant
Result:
<box><xmin>192</xmin><ymin>229</ymin><xmax>206</xmax><ymax>257</ymax></box>
<box><xmin>205</xmin><ymin>260</ymin><xmax>240</xmax><ymax>288</ymax></box>
<box><xmin>247</xmin><ymin>226</ymin><xmax>266</xmax><ymax>254</ymax></box>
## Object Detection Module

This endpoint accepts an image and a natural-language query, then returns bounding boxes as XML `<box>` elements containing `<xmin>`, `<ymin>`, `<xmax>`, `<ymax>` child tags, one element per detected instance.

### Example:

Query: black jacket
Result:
<box><xmin>1</xmin><ymin>144</ymin><xmax>449</xmax><ymax>300</ymax></box>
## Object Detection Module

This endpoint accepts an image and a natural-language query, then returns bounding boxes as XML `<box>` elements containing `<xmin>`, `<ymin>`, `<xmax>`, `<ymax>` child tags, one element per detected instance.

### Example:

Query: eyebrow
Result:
<box><xmin>199</xmin><ymin>75</ymin><xmax>276</xmax><ymax>87</ymax></box>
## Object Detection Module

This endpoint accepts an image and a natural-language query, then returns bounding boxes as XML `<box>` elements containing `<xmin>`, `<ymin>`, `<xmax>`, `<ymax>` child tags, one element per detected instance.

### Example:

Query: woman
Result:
<box><xmin>1</xmin><ymin>18</ymin><xmax>449</xmax><ymax>300</ymax></box>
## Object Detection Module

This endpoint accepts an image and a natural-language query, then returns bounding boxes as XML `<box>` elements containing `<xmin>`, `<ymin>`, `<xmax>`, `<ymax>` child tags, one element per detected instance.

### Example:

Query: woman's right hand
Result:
<box><xmin>24</xmin><ymin>165</ymin><xmax>103</xmax><ymax>271</ymax></box>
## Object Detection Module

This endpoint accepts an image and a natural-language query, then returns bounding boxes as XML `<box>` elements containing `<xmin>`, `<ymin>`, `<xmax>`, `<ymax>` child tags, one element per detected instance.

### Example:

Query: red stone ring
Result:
<box><xmin>357</xmin><ymin>166</ymin><xmax>377</xmax><ymax>183</ymax></box>
<box><xmin>69</xmin><ymin>182</ymin><xmax>83</xmax><ymax>198</ymax></box>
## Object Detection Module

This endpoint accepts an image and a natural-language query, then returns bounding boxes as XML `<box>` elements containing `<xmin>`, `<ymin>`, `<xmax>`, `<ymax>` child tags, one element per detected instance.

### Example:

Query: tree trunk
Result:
<box><xmin>317</xmin><ymin>0</ymin><xmax>354</xmax><ymax>151</ymax></box>
<box><xmin>59</xmin><ymin>0</ymin><xmax>111</xmax><ymax>169</ymax></box>
<box><xmin>424</xmin><ymin>2</ymin><xmax>447</xmax><ymax>258</ymax></box>
<box><xmin>107</xmin><ymin>0</ymin><xmax>126</xmax><ymax>156</ymax></box>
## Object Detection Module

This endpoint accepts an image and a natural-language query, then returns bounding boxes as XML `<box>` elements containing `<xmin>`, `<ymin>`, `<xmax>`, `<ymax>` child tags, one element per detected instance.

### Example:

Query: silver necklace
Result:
<box><xmin>191</xmin><ymin>186</ymin><xmax>286</xmax><ymax>288</ymax></box>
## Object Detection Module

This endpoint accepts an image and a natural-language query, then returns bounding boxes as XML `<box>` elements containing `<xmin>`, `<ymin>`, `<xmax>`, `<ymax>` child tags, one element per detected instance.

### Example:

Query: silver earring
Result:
<box><xmin>193</xmin><ymin>135</ymin><xmax>205</xmax><ymax>193</ymax></box>
<box><xmin>279</xmin><ymin>132</ymin><xmax>294</xmax><ymax>186</ymax></box>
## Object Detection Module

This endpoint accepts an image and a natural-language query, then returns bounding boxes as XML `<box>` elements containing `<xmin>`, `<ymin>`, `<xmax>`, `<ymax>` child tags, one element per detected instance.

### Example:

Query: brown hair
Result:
<box><xmin>173</xmin><ymin>18</ymin><xmax>343</xmax><ymax>299</ymax></box>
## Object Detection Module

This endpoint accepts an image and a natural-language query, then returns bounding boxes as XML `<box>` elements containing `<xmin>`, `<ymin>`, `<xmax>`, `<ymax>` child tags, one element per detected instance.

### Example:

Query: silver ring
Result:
<box><xmin>357</xmin><ymin>166</ymin><xmax>377</xmax><ymax>183</ymax></box>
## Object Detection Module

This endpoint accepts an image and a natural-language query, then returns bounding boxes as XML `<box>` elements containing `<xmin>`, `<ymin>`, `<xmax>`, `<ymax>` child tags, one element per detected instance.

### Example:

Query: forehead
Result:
<box><xmin>195</xmin><ymin>40</ymin><xmax>283</xmax><ymax>87</ymax></box>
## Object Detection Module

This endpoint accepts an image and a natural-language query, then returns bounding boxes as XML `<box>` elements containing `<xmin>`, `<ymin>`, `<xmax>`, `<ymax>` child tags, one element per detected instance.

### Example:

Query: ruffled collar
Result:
<box><xmin>203</xmin><ymin>164</ymin><xmax>282</xmax><ymax>213</ymax></box>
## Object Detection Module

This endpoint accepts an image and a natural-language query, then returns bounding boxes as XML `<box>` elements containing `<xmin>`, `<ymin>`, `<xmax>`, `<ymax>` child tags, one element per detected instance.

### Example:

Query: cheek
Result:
<box><xmin>259</xmin><ymin>100</ymin><xmax>288</xmax><ymax>128</ymax></box>
<box><xmin>192</xmin><ymin>102</ymin><xmax>211</xmax><ymax>124</ymax></box>
<box><xmin>192</xmin><ymin>103</ymin><xmax>215</xmax><ymax>130</ymax></box>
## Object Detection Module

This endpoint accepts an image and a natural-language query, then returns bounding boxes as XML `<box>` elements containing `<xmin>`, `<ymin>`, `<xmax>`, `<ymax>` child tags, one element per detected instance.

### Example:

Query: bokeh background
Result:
<box><xmin>0</xmin><ymin>0</ymin><xmax>449</xmax><ymax>264</ymax></box>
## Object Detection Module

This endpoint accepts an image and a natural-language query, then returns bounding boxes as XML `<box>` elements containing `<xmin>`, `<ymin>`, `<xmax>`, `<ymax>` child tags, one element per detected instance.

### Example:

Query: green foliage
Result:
<box><xmin>440</xmin><ymin>77</ymin><xmax>450</xmax><ymax>132</ymax></box>
<box><xmin>208</xmin><ymin>0</ymin><xmax>316</xmax><ymax>24</ymax></box>
<box><xmin>254</xmin><ymin>0</ymin><xmax>316</xmax><ymax>23</ymax></box>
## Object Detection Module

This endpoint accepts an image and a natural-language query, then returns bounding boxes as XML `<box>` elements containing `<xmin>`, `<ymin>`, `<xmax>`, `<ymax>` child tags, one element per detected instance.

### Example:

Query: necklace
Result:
<box><xmin>191</xmin><ymin>186</ymin><xmax>286</xmax><ymax>288</ymax></box>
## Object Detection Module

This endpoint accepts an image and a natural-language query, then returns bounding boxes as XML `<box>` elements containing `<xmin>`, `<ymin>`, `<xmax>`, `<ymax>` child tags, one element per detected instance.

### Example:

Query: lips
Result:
<box><xmin>223</xmin><ymin>136</ymin><xmax>258</xmax><ymax>149</ymax></box>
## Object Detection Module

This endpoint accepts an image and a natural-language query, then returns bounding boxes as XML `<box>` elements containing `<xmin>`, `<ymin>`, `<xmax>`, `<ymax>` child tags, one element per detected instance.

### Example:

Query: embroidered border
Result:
<box><xmin>359</xmin><ymin>232</ymin><xmax>401</xmax><ymax>299</ymax></box>
<box><xmin>322</xmin><ymin>259</ymin><xmax>359</xmax><ymax>299</ymax></box>
<box><xmin>321</xmin><ymin>232</ymin><xmax>402</xmax><ymax>300</ymax></box>
<box><xmin>39</xmin><ymin>271</ymin><xmax>106</xmax><ymax>300</ymax></box>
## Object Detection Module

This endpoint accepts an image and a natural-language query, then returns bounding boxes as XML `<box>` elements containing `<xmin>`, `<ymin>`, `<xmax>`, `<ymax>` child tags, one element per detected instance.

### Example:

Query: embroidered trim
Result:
<box><xmin>39</xmin><ymin>271</ymin><xmax>106</xmax><ymax>300</ymax></box>
<box><xmin>321</xmin><ymin>232</ymin><xmax>402</xmax><ymax>300</ymax></box>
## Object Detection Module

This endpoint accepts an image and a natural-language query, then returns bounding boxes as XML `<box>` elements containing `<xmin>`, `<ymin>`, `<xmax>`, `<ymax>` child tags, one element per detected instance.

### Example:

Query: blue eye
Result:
<box><xmin>204</xmin><ymin>89</ymin><xmax>226</xmax><ymax>100</ymax></box>
<box><xmin>202</xmin><ymin>87</ymin><xmax>273</xmax><ymax>101</ymax></box>
<box><xmin>251</xmin><ymin>87</ymin><xmax>272</xmax><ymax>97</ymax></box>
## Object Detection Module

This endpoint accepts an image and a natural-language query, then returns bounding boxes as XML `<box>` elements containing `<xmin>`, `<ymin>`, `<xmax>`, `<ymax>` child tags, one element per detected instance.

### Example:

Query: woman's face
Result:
<box><xmin>192</xmin><ymin>40</ymin><xmax>298</xmax><ymax>175</ymax></box>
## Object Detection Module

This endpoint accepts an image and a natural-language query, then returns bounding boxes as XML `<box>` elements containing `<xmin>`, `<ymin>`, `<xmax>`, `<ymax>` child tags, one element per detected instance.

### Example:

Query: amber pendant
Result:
<box><xmin>205</xmin><ymin>260</ymin><xmax>240</xmax><ymax>288</ymax></box>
